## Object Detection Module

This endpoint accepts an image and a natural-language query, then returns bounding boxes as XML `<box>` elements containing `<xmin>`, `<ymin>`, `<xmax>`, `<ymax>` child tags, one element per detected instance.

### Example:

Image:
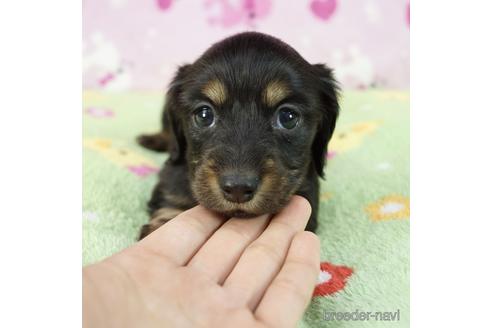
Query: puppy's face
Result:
<box><xmin>165</xmin><ymin>33</ymin><xmax>339</xmax><ymax>217</ymax></box>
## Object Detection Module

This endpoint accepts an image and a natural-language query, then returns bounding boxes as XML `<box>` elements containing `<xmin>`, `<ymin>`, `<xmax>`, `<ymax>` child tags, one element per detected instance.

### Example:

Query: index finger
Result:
<box><xmin>136</xmin><ymin>205</ymin><xmax>226</xmax><ymax>266</ymax></box>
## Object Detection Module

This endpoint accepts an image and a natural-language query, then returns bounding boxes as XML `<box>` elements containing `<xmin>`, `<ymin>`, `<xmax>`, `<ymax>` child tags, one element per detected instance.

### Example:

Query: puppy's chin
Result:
<box><xmin>204</xmin><ymin>199</ymin><xmax>268</xmax><ymax>218</ymax></box>
<box><xmin>221</xmin><ymin>209</ymin><xmax>262</xmax><ymax>219</ymax></box>
<box><xmin>196</xmin><ymin>194</ymin><xmax>287</xmax><ymax>219</ymax></box>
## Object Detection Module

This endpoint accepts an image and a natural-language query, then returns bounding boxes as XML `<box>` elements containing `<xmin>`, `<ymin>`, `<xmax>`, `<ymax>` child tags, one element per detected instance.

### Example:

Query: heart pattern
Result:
<box><xmin>313</xmin><ymin>262</ymin><xmax>353</xmax><ymax>297</ymax></box>
<box><xmin>310</xmin><ymin>0</ymin><xmax>337</xmax><ymax>21</ymax></box>
<box><xmin>84</xmin><ymin>0</ymin><xmax>409</xmax><ymax>90</ymax></box>
<box><xmin>157</xmin><ymin>0</ymin><xmax>172</xmax><ymax>11</ymax></box>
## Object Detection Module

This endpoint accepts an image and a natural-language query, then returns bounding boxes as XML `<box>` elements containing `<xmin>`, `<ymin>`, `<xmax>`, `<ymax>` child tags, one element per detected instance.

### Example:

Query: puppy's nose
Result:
<box><xmin>219</xmin><ymin>174</ymin><xmax>259</xmax><ymax>203</ymax></box>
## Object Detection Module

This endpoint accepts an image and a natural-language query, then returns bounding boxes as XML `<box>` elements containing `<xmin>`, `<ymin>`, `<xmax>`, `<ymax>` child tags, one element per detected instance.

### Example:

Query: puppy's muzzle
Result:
<box><xmin>219</xmin><ymin>173</ymin><xmax>259</xmax><ymax>203</ymax></box>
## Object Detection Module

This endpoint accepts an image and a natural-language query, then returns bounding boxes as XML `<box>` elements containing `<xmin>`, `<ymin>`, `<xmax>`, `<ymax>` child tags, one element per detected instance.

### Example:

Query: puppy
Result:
<box><xmin>137</xmin><ymin>32</ymin><xmax>339</xmax><ymax>239</ymax></box>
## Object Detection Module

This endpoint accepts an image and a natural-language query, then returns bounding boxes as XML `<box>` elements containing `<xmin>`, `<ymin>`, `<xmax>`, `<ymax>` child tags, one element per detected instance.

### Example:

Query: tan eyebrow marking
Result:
<box><xmin>202</xmin><ymin>79</ymin><xmax>227</xmax><ymax>105</ymax></box>
<box><xmin>263</xmin><ymin>80</ymin><xmax>290</xmax><ymax>107</ymax></box>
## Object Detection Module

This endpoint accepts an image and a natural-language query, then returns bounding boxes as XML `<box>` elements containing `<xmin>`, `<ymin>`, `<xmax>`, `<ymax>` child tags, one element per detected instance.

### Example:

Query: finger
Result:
<box><xmin>223</xmin><ymin>196</ymin><xmax>311</xmax><ymax>310</ymax></box>
<box><xmin>136</xmin><ymin>205</ymin><xmax>226</xmax><ymax>266</ymax></box>
<box><xmin>255</xmin><ymin>231</ymin><xmax>320</xmax><ymax>328</ymax></box>
<box><xmin>188</xmin><ymin>214</ymin><xmax>270</xmax><ymax>284</ymax></box>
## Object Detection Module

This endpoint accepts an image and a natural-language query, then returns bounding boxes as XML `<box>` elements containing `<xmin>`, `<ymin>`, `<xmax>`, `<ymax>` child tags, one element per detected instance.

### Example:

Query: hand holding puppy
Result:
<box><xmin>83</xmin><ymin>196</ymin><xmax>319</xmax><ymax>328</ymax></box>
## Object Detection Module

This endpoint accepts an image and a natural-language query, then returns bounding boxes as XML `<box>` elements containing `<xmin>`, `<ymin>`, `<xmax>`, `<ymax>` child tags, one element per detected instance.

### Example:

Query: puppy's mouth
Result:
<box><xmin>210</xmin><ymin>194</ymin><xmax>270</xmax><ymax>218</ymax></box>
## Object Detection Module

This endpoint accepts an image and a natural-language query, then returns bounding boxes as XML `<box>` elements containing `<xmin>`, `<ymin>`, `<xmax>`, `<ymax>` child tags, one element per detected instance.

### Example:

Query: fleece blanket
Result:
<box><xmin>82</xmin><ymin>89</ymin><xmax>409</xmax><ymax>327</ymax></box>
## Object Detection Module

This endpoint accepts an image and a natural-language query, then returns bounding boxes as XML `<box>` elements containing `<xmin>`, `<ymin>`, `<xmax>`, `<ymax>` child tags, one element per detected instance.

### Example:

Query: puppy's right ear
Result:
<box><xmin>138</xmin><ymin>65</ymin><xmax>190</xmax><ymax>163</ymax></box>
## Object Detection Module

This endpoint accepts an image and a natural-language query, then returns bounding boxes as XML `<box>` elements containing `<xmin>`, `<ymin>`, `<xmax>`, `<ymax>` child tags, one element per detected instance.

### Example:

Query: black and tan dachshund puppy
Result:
<box><xmin>137</xmin><ymin>32</ymin><xmax>339</xmax><ymax>239</ymax></box>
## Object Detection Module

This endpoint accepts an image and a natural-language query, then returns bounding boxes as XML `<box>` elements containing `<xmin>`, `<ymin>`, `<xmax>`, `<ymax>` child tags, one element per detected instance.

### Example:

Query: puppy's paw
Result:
<box><xmin>138</xmin><ymin>208</ymin><xmax>183</xmax><ymax>240</ymax></box>
<box><xmin>137</xmin><ymin>132</ymin><xmax>168</xmax><ymax>152</ymax></box>
<box><xmin>138</xmin><ymin>218</ymin><xmax>168</xmax><ymax>240</ymax></box>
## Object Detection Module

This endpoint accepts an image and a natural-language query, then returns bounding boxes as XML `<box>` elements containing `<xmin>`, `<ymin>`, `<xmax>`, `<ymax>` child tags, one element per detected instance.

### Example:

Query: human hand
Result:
<box><xmin>83</xmin><ymin>196</ymin><xmax>320</xmax><ymax>328</ymax></box>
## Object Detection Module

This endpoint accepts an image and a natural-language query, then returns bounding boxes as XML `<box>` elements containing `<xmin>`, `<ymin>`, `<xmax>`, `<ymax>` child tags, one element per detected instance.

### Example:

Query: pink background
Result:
<box><xmin>83</xmin><ymin>0</ymin><xmax>409</xmax><ymax>91</ymax></box>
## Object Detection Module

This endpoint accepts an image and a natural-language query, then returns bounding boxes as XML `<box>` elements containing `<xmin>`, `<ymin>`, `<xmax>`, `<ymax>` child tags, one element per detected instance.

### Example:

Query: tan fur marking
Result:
<box><xmin>264</xmin><ymin>158</ymin><xmax>275</xmax><ymax>169</ymax></box>
<box><xmin>202</xmin><ymin>79</ymin><xmax>227</xmax><ymax>105</ymax></box>
<box><xmin>263</xmin><ymin>80</ymin><xmax>290</xmax><ymax>107</ymax></box>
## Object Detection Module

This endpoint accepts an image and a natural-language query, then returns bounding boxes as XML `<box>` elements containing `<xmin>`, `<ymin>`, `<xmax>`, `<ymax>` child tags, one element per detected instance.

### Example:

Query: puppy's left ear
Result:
<box><xmin>311</xmin><ymin>64</ymin><xmax>340</xmax><ymax>178</ymax></box>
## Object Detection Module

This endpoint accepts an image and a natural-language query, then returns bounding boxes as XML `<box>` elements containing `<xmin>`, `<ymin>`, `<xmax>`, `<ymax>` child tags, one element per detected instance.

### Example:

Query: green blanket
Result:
<box><xmin>83</xmin><ymin>89</ymin><xmax>409</xmax><ymax>327</ymax></box>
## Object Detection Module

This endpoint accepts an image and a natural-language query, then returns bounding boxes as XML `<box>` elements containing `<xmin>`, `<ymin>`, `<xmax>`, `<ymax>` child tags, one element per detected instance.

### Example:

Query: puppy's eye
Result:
<box><xmin>193</xmin><ymin>105</ymin><xmax>215</xmax><ymax>128</ymax></box>
<box><xmin>276</xmin><ymin>107</ymin><xmax>300</xmax><ymax>129</ymax></box>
